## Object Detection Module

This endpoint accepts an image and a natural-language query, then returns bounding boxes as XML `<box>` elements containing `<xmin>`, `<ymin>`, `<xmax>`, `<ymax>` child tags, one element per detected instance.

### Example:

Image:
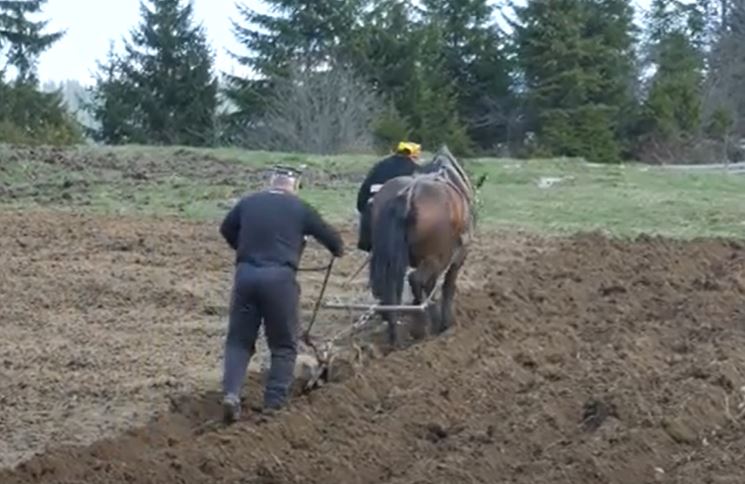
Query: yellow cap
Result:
<box><xmin>396</xmin><ymin>141</ymin><xmax>422</xmax><ymax>158</ymax></box>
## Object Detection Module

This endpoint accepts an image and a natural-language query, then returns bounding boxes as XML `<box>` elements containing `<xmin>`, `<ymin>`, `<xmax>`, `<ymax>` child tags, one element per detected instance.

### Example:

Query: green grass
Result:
<box><xmin>1</xmin><ymin>144</ymin><xmax>744</xmax><ymax>239</ymax></box>
<box><xmin>467</xmin><ymin>158</ymin><xmax>745</xmax><ymax>238</ymax></box>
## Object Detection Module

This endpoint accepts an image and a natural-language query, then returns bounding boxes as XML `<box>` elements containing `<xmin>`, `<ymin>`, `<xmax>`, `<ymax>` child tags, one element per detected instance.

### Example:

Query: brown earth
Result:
<box><xmin>1</xmin><ymin>209</ymin><xmax>745</xmax><ymax>483</ymax></box>
<box><xmin>0</xmin><ymin>146</ymin><xmax>359</xmax><ymax>202</ymax></box>
<box><xmin>0</xmin><ymin>145</ymin><xmax>267</xmax><ymax>183</ymax></box>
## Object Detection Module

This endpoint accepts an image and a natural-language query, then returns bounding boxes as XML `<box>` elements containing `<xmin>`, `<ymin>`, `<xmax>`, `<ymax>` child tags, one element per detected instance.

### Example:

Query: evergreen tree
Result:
<box><xmin>345</xmin><ymin>0</ymin><xmax>422</xmax><ymax>148</ymax></box>
<box><xmin>348</xmin><ymin>0</ymin><xmax>418</xmax><ymax>113</ymax></box>
<box><xmin>232</xmin><ymin>0</ymin><xmax>362</xmax><ymax>75</ymax></box>
<box><xmin>0</xmin><ymin>0</ymin><xmax>79</xmax><ymax>145</ymax></box>
<box><xmin>89</xmin><ymin>0</ymin><xmax>218</xmax><ymax>146</ymax></box>
<box><xmin>226</xmin><ymin>0</ymin><xmax>364</xmax><ymax>128</ymax></box>
<box><xmin>513</xmin><ymin>0</ymin><xmax>637</xmax><ymax>163</ymax></box>
<box><xmin>705</xmin><ymin>0</ymin><xmax>745</xmax><ymax>136</ymax></box>
<box><xmin>0</xmin><ymin>0</ymin><xmax>63</xmax><ymax>84</ymax></box>
<box><xmin>0</xmin><ymin>80</ymin><xmax>81</xmax><ymax>144</ymax></box>
<box><xmin>346</xmin><ymin>0</ymin><xmax>471</xmax><ymax>153</ymax></box>
<box><xmin>419</xmin><ymin>0</ymin><xmax>513</xmax><ymax>149</ymax></box>
<box><xmin>407</xmin><ymin>22</ymin><xmax>472</xmax><ymax>153</ymax></box>
<box><xmin>642</xmin><ymin>0</ymin><xmax>706</xmax><ymax>141</ymax></box>
<box><xmin>87</xmin><ymin>46</ymin><xmax>144</xmax><ymax>144</ymax></box>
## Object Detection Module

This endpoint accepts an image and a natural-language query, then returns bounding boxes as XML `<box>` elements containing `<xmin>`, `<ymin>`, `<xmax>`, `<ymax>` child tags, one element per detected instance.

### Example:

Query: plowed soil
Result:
<box><xmin>1</xmin><ymin>209</ymin><xmax>745</xmax><ymax>484</ymax></box>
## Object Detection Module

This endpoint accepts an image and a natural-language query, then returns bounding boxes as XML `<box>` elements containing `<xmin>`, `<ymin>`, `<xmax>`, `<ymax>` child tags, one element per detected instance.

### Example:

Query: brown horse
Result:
<box><xmin>368</xmin><ymin>145</ymin><xmax>481</xmax><ymax>346</ymax></box>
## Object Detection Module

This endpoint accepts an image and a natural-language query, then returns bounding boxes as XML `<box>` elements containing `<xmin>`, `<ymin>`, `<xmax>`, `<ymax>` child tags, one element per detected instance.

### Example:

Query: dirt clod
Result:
<box><xmin>424</xmin><ymin>423</ymin><xmax>449</xmax><ymax>442</ymax></box>
<box><xmin>581</xmin><ymin>398</ymin><xmax>618</xmax><ymax>432</ymax></box>
<box><xmin>662</xmin><ymin>418</ymin><xmax>698</xmax><ymax>445</ymax></box>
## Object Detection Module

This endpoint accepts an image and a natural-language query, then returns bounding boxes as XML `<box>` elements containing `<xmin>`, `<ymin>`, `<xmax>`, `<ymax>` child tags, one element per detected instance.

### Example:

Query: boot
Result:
<box><xmin>222</xmin><ymin>393</ymin><xmax>241</xmax><ymax>424</ymax></box>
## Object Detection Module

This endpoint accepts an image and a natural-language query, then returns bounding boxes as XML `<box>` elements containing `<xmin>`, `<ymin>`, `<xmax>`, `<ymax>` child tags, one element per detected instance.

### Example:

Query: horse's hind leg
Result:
<box><xmin>408</xmin><ymin>269</ymin><xmax>429</xmax><ymax>340</ymax></box>
<box><xmin>385</xmin><ymin>288</ymin><xmax>403</xmax><ymax>348</ymax></box>
<box><xmin>420</xmin><ymin>273</ymin><xmax>441</xmax><ymax>336</ymax></box>
<box><xmin>408</xmin><ymin>270</ymin><xmax>424</xmax><ymax>304</ymax></box>
<box><xmin>440</xmin><ymin>249</ymin><xmax>467</xmax><ymax>333</ymax></box>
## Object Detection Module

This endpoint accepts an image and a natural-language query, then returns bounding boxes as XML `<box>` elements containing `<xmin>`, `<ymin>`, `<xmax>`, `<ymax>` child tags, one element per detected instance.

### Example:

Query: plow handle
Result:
<box><xmin>303</xmin><ymin>257</ymin><xmax>335</xmax><ymax>344</ymax></box>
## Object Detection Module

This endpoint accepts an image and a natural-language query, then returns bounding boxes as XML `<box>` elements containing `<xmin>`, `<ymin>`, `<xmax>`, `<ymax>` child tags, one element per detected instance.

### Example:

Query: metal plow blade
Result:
<box><xmin>322</xmin><ymin>300</ymin><xmax>429</xmax><ymax>313</ymax></box>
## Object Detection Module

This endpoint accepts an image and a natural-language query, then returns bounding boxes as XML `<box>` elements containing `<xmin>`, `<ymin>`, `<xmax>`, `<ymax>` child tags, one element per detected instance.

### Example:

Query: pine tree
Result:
<box><xmin>0</xmin><ymin>80</ymin><xmax>81</xmax><ymax>144</ymax></box>
<box><xmin>345</xmin><ymin>0</ymin><xmax>420</xmax><ymax>147</ymax></box>
<box><xmin>86</xmin><ymin>45</ymin><xmax>144</xmax><ymax>144</ymax></box>
<box><xmin>232</xmin><ymin>0</ymin><xmax>363</xmax><ymax>75</ymax></box>
<box><xmin>513</xmin><ymin>0</ymin><xmax>636</xmax><ymax>163</ymax></box>
<box><xmin>0</xmin><ymin>1</ymin><xmax>80</xmax><ymax>144</ymax></box>
<box><xmin>419</xmin><ymin>0</ymin><xmax>513</xmax><ymax>149</ymax></box>
<box><xmin>89</xmin><ymin>0</ymin><xmax>218</xmax><ymax>146</ymax></box>
<box><xmin>345</xmin><ymin>0</ymin><xmax>471</xmax><ymax>153</ymax></box>
<box><xmin>705</xmin><ymin>0</ymin><xmax>745</xmax><ymax>136</ymax></box>
<box><xmin>642</xmin><ymin>0</ymin><xmax>705</xmax><ymax>141</ymax></box>
<box><xmin>226</xmin><ymin>0</ymin><xmax>364</xmax><ymax>129</ymax></box>
<box><xmin>408</xmin><ymin>22</ymin><xmax>472</xmax><ymax>153</ymax></box>
<box><xmin>0</xmin><ymin>0</ymin><xmax>63</xmax><ymax>84</ymax></box>
<box><xmin>348</xmin><ymin>1</ymin><xmax>418</xmax><ymax>111</ymax></box>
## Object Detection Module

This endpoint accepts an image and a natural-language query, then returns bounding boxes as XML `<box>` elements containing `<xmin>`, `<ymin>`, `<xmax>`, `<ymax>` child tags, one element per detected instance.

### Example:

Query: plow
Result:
<box><xmin>301</xmin><ymin>246</ymin><xmax>464</xmax><ymax>391</ymax></box>
<box><xmin>298</xmin><ymin>144</ymin><xmax>482</xmax><ymax>391</ymax></box>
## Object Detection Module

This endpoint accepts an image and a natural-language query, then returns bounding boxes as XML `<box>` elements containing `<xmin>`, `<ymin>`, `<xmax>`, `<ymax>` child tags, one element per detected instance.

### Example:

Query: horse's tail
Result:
<box><xmin>369</xmin><ymin>192</ymin><xmax>411</xmax><ymax>306</ymax></box>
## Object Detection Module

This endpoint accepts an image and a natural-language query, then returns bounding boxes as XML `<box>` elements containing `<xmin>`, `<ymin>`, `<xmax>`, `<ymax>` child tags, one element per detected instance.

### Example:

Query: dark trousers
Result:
<box><xmin>357</xmin><ymin>203</ymin><xmax>372</xmax><ymax>252</ymax></box>
<box><xmin>222</xmin><ymin>263</ymin><xmax>300</xmax><ymax>409</ymax></box>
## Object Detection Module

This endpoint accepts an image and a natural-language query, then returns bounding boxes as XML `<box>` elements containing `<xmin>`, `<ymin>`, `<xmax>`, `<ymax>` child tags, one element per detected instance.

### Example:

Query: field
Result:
<box><xmin>1</xmin><ymin>145</ymin><xmax>745</xmax><ymax>483</ymax></box>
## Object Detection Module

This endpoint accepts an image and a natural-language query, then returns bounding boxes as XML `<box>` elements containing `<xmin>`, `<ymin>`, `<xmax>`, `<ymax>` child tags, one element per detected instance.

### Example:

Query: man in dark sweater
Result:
<box><xmin>219</xmin><ymin>167</ymin><xmax>344</xmax><ymax>423</ymax></box>
<box><xmin>355</xmin><ymin>141</ymin><xmax>422</xmax><ymax>252</ymax></box>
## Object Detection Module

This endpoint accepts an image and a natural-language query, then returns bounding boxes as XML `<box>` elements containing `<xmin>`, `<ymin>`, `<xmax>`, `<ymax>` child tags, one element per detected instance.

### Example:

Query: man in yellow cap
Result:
<box><xmin>355</xmin><ymin>141</ymin><xmax>422</xmax><ymax>252</ymax></box>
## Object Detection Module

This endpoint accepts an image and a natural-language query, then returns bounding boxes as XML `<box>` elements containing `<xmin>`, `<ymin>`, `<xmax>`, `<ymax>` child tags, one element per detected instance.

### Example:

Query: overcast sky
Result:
<box><xmin>37</xmin><ymin>0</ymin><xmax>266</xmax><ymax>85</ymax></box>
<box><xmin>36</xmin><ymin>0</ymin><xmax>652</xmax><ymax>86</ymax></box>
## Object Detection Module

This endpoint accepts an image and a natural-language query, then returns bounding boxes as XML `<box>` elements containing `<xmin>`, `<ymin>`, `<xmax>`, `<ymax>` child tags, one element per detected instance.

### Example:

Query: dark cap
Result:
<box><xmin>271</xmin><ymin>165</ymin><xmax>302</xmax><ymax>178</ymax></box>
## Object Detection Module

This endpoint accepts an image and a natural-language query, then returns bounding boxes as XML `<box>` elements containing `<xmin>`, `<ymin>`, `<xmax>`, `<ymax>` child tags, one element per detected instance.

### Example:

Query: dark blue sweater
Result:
<box><xmin>356</xmin><ymin>154</ymin><xmax>419</xmax><ymax>212</ymax></box>
<box><xmin>220</xmin><ymin>190</ymin><xmax>343</xmax><ymax>270</ymax></box>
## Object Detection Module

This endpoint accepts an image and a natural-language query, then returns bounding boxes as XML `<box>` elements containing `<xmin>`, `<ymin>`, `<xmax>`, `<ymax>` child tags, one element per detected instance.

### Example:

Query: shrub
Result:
<box><xmin>0</xmin><ymin>82</ymin><xmax>82</xmax><ymax>145</ymax></box>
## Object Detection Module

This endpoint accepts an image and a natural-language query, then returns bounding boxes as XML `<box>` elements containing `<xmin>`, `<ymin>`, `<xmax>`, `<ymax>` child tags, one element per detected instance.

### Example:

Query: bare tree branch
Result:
<box><xmin>243</xmin><ymin>64</ymin><xmax>384</xmax><ymax>155</ymax></box>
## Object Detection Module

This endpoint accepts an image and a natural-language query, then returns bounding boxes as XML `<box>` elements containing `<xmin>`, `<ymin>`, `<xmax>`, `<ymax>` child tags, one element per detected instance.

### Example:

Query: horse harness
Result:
<box><xmin>397</xmin><ymin>162</ymin><xmax>476</xmax><ymax>244</ymax></box>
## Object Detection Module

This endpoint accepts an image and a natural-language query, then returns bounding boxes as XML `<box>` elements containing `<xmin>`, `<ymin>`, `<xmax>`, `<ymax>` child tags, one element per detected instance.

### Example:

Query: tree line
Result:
<box><xmin>1</xmin><ymin>0</ymin><xmax>744</xmax><ymax>163</ymax></box>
